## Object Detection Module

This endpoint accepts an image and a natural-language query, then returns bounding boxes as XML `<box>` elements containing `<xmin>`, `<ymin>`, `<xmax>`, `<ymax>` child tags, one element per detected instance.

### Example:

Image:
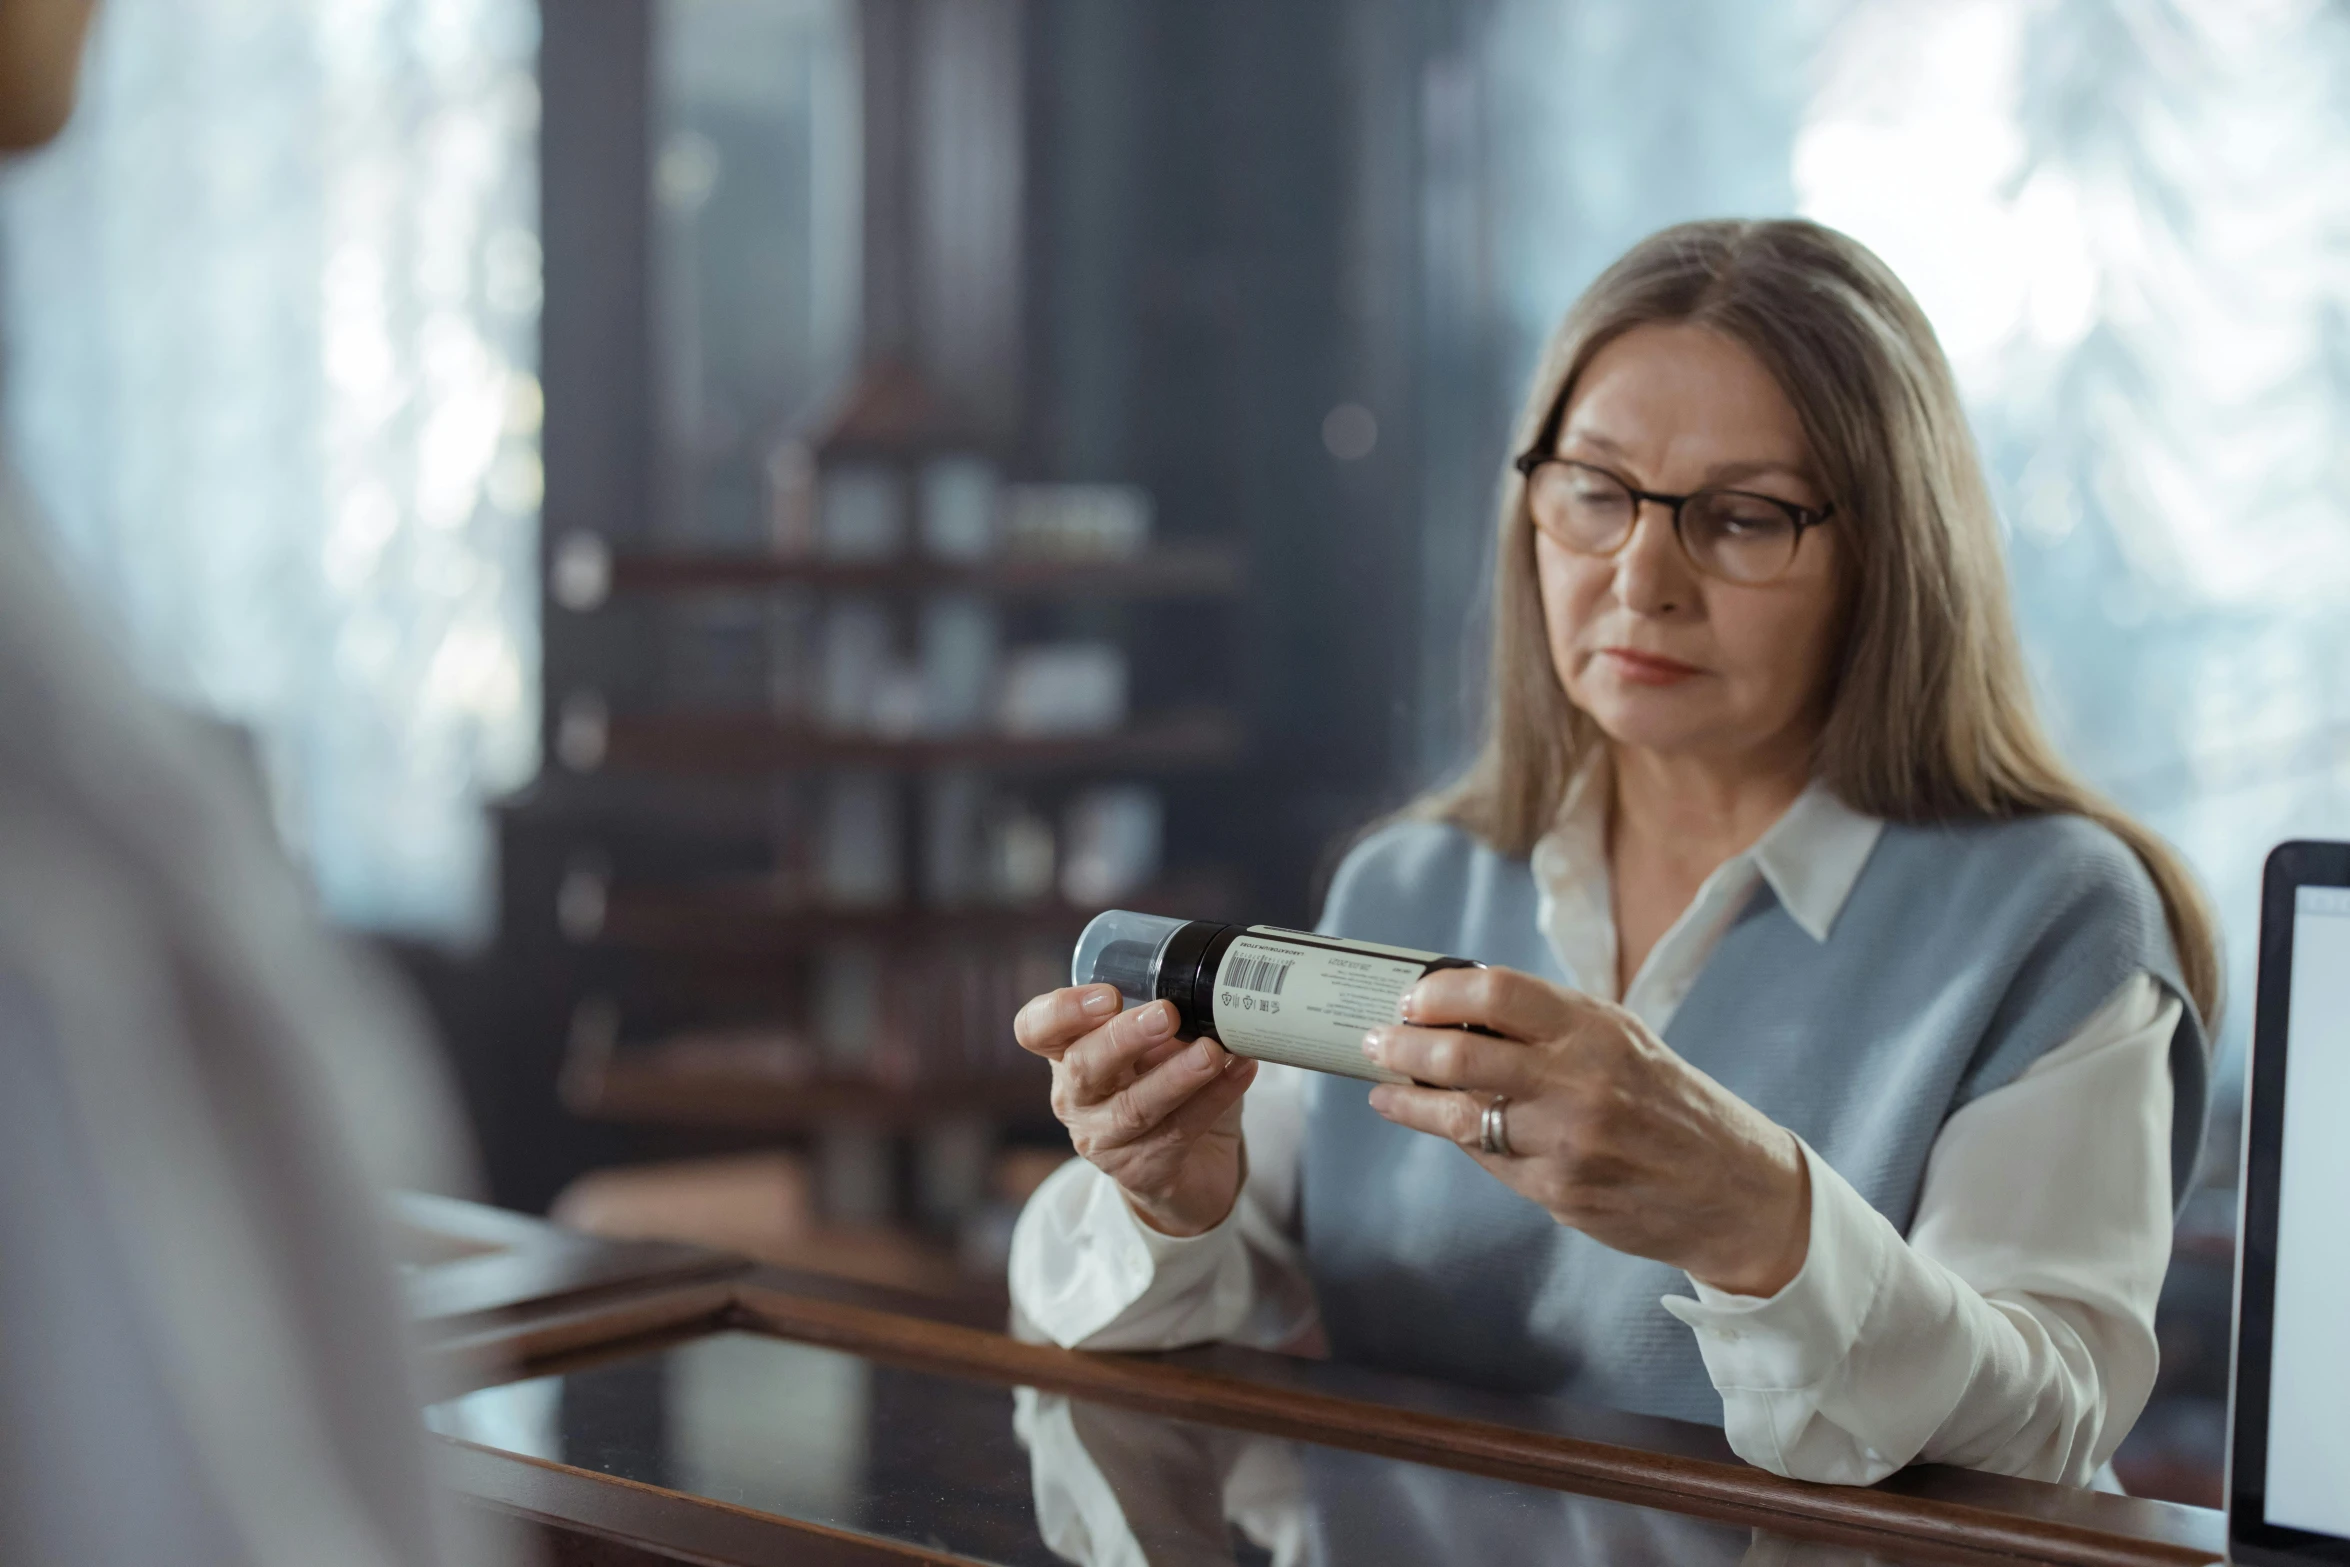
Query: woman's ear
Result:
<box><xmin>0</xmin><ymin>0</ymin><xmax>99</xmax><ymax>154</ymax></box>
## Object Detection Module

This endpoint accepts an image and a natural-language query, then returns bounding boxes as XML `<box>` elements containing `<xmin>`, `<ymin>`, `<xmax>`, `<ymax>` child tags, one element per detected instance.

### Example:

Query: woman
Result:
<box><xmin>1008</xmin><ymin>218</ymin><xmax>2214</xmax><ymax>1488</ymax></box>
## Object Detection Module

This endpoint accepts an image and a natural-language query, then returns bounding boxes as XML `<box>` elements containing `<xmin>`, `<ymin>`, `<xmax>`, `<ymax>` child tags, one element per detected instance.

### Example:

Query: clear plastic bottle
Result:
<box><xmin>1070</xmin><ymin>912</ymin><xmax>1481</xmax><ymax>1083</ymax></box>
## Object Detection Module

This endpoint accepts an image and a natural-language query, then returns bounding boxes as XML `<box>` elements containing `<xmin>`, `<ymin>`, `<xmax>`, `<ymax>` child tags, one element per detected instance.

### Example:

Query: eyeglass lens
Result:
<box><xmin>1526</xmin><ymin>462</ymin><xmax>1802</xmax><ymax>585</ymax></box>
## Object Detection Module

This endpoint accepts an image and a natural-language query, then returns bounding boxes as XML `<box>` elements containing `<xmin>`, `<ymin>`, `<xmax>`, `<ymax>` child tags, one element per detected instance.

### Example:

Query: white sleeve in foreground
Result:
<box><xmin>1662</xmin><ymin>974</ymin><xmax>2181</xmax><ymax>1485</ymax></box>
<box><xmin>1008</xmin><ymin>1062</ymin><xmax>1319</xmax><ymax>1352</ymax></box>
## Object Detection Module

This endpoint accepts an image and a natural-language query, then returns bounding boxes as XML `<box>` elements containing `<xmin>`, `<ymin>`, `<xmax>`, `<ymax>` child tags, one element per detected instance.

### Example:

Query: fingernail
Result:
<box><xmin>1140</xmin><ymin>1003</ymin><xmax>1175</xmax><ymax>1038</ymax></box>
<box><xmin>1361</xmin><ymin>1029</ymin><xmax>1384</xmax><ymax>1061</ymax></box>
<box><xmin>1225</xmin><ymin>1054</ymin><xmax>1254</xmax><ymax>1075</ymax></box>
<box><xmin>1080</xmin><ymin>987</ymin><xmax>1119</xmax><ymax>1016</ymax></box>
<box><xmin>1191</xmin><ymin>1039</ymin><xmax>1218</xmax><ymax>1068</ymax></box>
<box><xmin>1398</xmin><ymin>989</ymin><xmax>1420</xmax><ymax>1022</ymax></box>
<box><xmin>1368</xmin><ymin>1086</ymin><xmax>1394</xmax><ymax>1115</ymax></box>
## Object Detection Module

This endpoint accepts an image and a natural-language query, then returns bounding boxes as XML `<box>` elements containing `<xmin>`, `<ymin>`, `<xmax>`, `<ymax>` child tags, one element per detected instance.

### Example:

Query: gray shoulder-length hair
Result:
<box><xmin>1421</xmin><ymin>217</ymin><xmax>2220</xmax><ymax>1024</ymax></box>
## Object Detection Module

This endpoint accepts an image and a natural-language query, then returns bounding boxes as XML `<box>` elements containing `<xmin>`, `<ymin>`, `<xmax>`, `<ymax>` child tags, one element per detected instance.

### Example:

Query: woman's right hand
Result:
<box><xmin>1014</xmin><ymin>985</ymin><xmax>1258</xmax><ymax>1238</ymax></box>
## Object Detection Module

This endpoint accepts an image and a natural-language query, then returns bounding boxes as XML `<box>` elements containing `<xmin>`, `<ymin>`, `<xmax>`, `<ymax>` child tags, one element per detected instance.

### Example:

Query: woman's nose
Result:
<box><xmin>1612</xmin><ymin>505</ymin><xmax>1693</xmax><ymax>616</ymax></box>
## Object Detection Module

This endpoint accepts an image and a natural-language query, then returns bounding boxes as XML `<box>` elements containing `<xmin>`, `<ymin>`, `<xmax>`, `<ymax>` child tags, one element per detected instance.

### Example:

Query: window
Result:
<box><xmin>0</xmin><ymin>0</ymin><xmax>541</xmax><ymax>942</ymax></box>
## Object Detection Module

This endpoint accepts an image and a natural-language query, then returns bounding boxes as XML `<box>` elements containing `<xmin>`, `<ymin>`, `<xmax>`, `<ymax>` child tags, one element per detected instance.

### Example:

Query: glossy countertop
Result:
<box><xmin>415</xmin><ymin>1203</ymin><xmax>2226</xmax><ymax>1567</ymax></box>
<box><xmin>435</xmin><ymin>1328</ymin><xmax>1931</xmax><ymax>1565</ymax></box>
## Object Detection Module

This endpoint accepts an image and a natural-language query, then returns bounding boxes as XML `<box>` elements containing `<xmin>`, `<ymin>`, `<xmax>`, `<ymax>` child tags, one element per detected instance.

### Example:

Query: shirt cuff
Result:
<box><xmin>1123</xmin><ymin>1181</ymin><xmax>1255</xmax><ymax>1266</ymax></box>
<box><xmin>1659</xmin><ymin>1139</ymin><xmax>1900</xmax><ymax>1392</ymax></box>
<box><xmin>1008</xmin><ymin>1156</ymin><xmax>1253</xmax><ymax>1349</ymax></box>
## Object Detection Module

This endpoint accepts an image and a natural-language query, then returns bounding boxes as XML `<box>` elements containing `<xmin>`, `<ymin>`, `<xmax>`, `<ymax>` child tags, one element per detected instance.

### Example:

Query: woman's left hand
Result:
<box><xmin>1363</xmin><ymin>965</ymin><xmax>1811</xmax><ymax>1297</ymax></box>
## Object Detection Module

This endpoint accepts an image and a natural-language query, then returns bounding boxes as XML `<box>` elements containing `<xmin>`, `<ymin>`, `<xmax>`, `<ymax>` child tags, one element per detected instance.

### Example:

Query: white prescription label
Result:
<box><xmin>1207</xmin><ymin>928</ymin><xmax>1432</xmax><ymax>1083</ymax></box>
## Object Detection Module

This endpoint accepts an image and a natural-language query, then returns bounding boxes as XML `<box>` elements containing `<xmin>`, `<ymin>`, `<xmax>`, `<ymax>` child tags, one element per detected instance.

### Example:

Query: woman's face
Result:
<box><xmin>1536</xmin><ymin>322</ymin><xmax>1846</xmax><ymax>774</ymax></box>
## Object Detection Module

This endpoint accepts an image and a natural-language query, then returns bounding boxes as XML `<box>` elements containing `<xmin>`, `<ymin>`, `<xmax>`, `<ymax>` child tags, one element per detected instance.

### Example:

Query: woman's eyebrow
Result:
<box><xmin>1553</xmin><ymin>433</ymin><xmax>1815</xmax><ymax>490</ymax></box>
<box><xmin>1555</xmin><ymin>428</ymin><xmax>1633</xmax><ymax>461</ymax></box>
<box><xmin>1703</xmin><ymin>458</ymin><xmax>1814</xmax><ymax>488</ymax></box>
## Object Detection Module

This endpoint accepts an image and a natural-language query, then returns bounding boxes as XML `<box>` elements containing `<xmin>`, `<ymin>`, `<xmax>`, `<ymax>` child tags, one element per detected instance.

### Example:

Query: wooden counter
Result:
<box><xmin>411</xmin><ymin>1202</ymin><xmax>2226</xmax><ymax>1567</ymax></box>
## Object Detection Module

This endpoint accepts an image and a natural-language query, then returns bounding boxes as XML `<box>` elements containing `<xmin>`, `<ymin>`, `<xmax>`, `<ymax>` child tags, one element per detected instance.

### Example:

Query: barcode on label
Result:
<box><xmin>1229</xmin><ymin>955</ymin><xmax>1293</xmax><ymax>995</ymax></box>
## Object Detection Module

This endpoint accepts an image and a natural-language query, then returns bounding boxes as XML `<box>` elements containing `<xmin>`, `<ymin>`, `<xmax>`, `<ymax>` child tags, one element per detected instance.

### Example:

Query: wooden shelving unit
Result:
<box><xmin>605</xmin><ymin>541</ymin><xmax>1246</xmax><ymax>599</ymax></box>
<box><xmin>596</xmin><ymin>872</ymin><xmax>1242</xmax><ymax>955</ymax></box>
<box><xmin>599</xmin><ymin>706</ymin><xmax>1244</xmax><ymax>775</ymax></box>
<box><xmin>513</xmin><ymin>2</ymin><xmax>1260</xmax><ymax>1291</ymax></box>
<box><xmin>563</xmin><ymin>1051</ymin><xmax>1055</xmax><ymax>1134</ymax></box>
<box><xmin>516</xmin><ymin>369</ymin><xmax>1250</xmax><ymax>1254</ymax></box>
<box><xmin>599</xmin><ymin>890</ymin><xmax>1090</xmax><ymax>952</ymax></box>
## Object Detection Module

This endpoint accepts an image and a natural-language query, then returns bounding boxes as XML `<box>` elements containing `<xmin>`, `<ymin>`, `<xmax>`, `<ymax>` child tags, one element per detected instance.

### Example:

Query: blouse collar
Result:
<box><xmin>1534</xmin><ymin>754</ymin><xmax>1885</xmax><ymax>946</ymax></box>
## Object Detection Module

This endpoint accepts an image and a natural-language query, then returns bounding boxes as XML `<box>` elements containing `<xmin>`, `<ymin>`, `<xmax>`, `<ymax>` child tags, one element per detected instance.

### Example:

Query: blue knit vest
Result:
<box><xmin>1298</xmin><ymin>813</ymin><xmax>2207</xmax><ymax>1427</ymax></box>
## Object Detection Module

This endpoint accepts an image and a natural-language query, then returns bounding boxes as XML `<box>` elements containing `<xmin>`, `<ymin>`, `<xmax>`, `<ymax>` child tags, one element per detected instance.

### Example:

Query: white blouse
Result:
<box><xmin>1009</xmin><ymin>772</ymin><xmax>2184</xmax><ymax>1487</ymax></box>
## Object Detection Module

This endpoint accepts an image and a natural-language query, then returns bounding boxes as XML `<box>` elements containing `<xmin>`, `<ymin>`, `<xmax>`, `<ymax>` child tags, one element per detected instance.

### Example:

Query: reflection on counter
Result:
<box><xmin>1019</xmin><ymin>1391</ymin><xmax>1933</xmax><ymax>1567</ymax></box>
<box><xmin>426</xmin><ymin>1329</ymin><xmax>1944</xmax><ymax>1566</ymax></box>
<box><xmin>432</xmin><ymin>1330</ymin><xmax>1063</xmax><ymax>1567</ymax></box>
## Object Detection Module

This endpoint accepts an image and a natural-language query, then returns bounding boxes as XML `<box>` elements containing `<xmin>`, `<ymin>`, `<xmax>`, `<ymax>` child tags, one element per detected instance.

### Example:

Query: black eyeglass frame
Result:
<box><xmin>1510</xmin><ymin>452</ymin><xmax>1836</xmax><ymax>583</ymax></box>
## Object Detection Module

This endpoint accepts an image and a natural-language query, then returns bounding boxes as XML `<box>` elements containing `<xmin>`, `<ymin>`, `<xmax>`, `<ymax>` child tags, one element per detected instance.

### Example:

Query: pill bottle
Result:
<box><xmin>1070</xmin><ymin>912</ymin><xmax>1481</xmax><ymax>1083</ymax></box>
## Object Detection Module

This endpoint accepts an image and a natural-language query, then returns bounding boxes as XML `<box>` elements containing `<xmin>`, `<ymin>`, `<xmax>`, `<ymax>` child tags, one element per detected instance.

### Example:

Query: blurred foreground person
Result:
<box><xmin>0</xmin><ymin>5</ymin><xmax>495</xmax><ymax>1563</ymax></box>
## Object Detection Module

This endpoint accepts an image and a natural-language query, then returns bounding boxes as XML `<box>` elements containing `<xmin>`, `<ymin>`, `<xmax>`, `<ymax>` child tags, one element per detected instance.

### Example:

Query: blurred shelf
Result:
<box><xmin>602</xmin><ymin>542</ymin><xmax>1245</xmax><ymax>599</ymax></box>
<box><xmin>593</xmin><ymin>873</ymin><xmax>1241</xmax><ymax>954</ymax></box>
<box><xmin>548</xmin><ymin>1146</ymin><xmax>1012</xmax><ymax>1314</ymax></box>
<box><xmin>598</xmin><ymin>706</ymin><xmax>1245</xmax><ymax>775</ymax></box>
<box><xmin>601</xmin><ymin>894</ymin><xmax>1090</xmax><ymax>951</ymax></box>
<box><xmin>564</xmin><ymin>1052</ymin><xmax>1053</xmax><ymax>1133</ymax></box>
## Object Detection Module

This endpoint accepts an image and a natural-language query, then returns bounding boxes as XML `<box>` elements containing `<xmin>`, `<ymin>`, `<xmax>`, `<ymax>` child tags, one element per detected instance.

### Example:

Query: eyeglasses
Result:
<box><xmin>1512</xmin><ymin>454</ymin><xmax>1834</xmax><ymax>586</ymax></box>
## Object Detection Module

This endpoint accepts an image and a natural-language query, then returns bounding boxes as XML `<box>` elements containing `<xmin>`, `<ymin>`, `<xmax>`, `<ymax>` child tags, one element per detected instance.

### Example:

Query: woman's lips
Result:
<box><xmin>1599</xmin><ymin>647</ymin><xmax>1703</xmax><ymax>685</ymax></box>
